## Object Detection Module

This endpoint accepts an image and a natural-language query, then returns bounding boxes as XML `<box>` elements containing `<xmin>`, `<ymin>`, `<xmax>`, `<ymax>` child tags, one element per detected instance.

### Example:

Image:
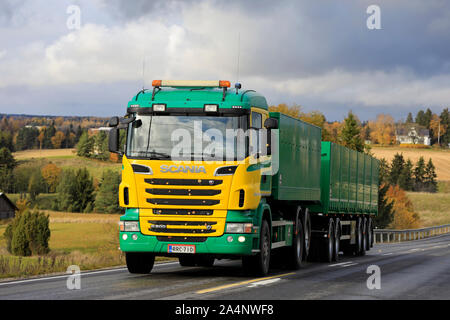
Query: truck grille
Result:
<box><xmin>156</xmin><ymin>236</ymin><xmax>207</xmax><ymax>242</ymax></box>
<box><xmin>146</xmin><ymin>188</ymin><xmax>221</xmax><ymax>196</ymax></box>
<box><xmin>152</xmin><ymin>209</ymin><xmax>213</xmax><ymax>216</ymax></box>
<box><xmin>145</xmin><ymin>178</ymin><xmax>223</xmax><ymax>186</ymax></box>
<box><xmin>146</xmin><ymin>199</ymin><xmax>220</xmax><ymax>206</ymax></box>
<box><xmin>148</xmin><ymin>220</ymin><xmax>217</xmax><ymax>234</ymax></box>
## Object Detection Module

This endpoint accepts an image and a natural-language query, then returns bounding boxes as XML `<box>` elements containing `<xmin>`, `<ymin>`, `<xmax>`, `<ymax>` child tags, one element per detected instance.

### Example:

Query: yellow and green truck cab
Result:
<box><xmin>109</xmin><ymin>80</ymin><xmax>378</xmax><ymax>276</ymax></box>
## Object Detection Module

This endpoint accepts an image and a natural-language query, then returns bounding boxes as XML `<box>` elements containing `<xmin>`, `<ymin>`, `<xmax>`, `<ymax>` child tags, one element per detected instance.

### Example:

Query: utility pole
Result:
<box><xmin>438</xmin><ymin>120</ymin><xmax>441</xmax><ymax>146</ymax></box>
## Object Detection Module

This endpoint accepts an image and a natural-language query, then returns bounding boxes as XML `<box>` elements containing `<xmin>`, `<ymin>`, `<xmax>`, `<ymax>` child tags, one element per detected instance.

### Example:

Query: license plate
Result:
<box><xmin>167</xmin><ymin>244</ymin><xmax>196</xmax><ymax>254</ymax></box>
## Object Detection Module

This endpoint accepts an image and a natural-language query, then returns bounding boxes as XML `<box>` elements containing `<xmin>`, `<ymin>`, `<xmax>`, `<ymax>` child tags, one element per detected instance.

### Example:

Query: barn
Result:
<box><xmin>0</xmin><ymin>193</ymin><xmax>17</xmax><ymax>219</ymax></box>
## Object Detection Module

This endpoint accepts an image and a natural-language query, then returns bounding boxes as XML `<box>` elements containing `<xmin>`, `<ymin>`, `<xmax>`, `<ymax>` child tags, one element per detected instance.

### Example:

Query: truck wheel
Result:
<box><xmin>196</xmin><ymin>256</ymin><xmax>215</xmax><ymax>267</ymax></box>
<box><xmin>289</xmin><ymin>218</ymin><xmax>304</xmax><ymax>269</ymax></box>
<box><xmin>125</xmin><ymin>252</ymin><xmax>155</xmax><ymax>274</ymax></box>
<box><xmin>320</xmin><ymin>219</ymin><xmax>335</xmax><ymax>262</ymax></box>
<box><xmin>333</xmin><ymin>219</ymin><xmax>341</xmax><ymax>262</ymax></box>
<box><xmin>303</xmin><ymin>213</ymin><xmax>311</xmax><ymax>261</ymax></box>
<box><xmin>242</xmin><ymin>219</ymin><xmax>271</xmax><ymax>276</ymax></box>
<box><xmin>368</xmin><ymin>217</ymin><xmax>374</xmax><ymax>249</ymax></box>
<box><xmin>179</xmin><ymin>256</ymin><xmax>196</xmax><ymax>267</ymax></box>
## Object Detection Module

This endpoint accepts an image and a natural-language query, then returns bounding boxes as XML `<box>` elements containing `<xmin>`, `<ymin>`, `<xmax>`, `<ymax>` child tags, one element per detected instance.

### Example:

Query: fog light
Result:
<box><xmin>238</xmin><ymin>236</ymin><xmax>246</xmax><ymax>243</ymax></box>
<box><xmin>227</xmin><ymin>236</ymin><xmax>233</xmax><ymax>242</ymax></box>
<box><xmin>122</xmin><ymin>234</ymin><xmax>128</xmax><ymax>240</ymax></box>
<box><xmin>132</xmin><ymin>234</ymin><xmax>138</xmax><ymax>240</ymax></box>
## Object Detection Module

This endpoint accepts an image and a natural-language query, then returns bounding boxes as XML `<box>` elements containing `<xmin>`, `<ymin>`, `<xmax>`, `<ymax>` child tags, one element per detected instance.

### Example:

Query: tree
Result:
<box><xmin>398</xmin><ymin>159</ymin><xmax>414</xmax><ymax>191</ymax></box>
<box><xmin>0</xmin><ymin>131</ymin><xmax>14</xmax><ymax>152</ymax></box>
<box><xmin>51</xmin><ymin>131</ymin><xmax>65</xmax><ymax>149</ymax></box>
<box><xmin>378</xmin><ymin>158</ymin><xmax>390</xmax><ymax>185</ymax></box>
<box><xmin>429</xmin><ymin>114</ymin><xmax>446</xmax><ymax>145</ymax></box>
<box><xmin>414</xmin><ymin>157</ymin><xmax>426</xmax><ymax>191</ymax></box>
<box><xmin>374</xmin><ymin>183</ymin><xmax>394</xmax><ymax>228</ymax></box>
<box><xmin>386</xmin><ymin>185</ymin><xmax>420</xmax><ymax>229</ymax></box>
<box><xmin>41</xmin><ymin>163</ymin><xmax>62</xmax><ymax>193</ymax></box>
<box><xmin>424</xmin><ymin>158</ymin><xmax>437</xmax><ymax>193</ymax></box>
<box><xmin>76</xmin><ymin>131</ymin><xmax>94</xmax><ymax>157</ymax></box>
<box><xmin>0</xmin><ymin>147</ymin><xmax>16</xmax><ymax>170</ymax></box>
<box><xmin>28</xmin><ymin>169</ymin><xmax>47</xmax><ymax>201</ymax></box>
<box><xmin>57</xmin><ymin>168</ymin><xmax>94</xmax><ymax>212</ymax></box>
<box><xmin>406</xmin><ymin>112</ymin><xmax>413</xmax><ymax>123</ymax></box>
<box><xmin>388</xmin><ymin>153</ymin><xmax>405</xmax><ymax>186</ymax></box>
<box><xmin>268</xmin><ymin>103</ymin><xmax>301</xmax><ymax>118</ymax></box>
<box><xmin>339</xmin><ymin>111</ymin><xmax>364</xmax><ymax>152</ymax></box>
<box><xmin>368</xmin><ymin>114</ymin><xmax>396</xmax><ymax>145</ymax></box>
<box><xmin>93</xmin><ymin>131</ymin><xmax>109</xmax><ymax>160</ymax></box>
<box><xmin>440</xmin><ymin>108</ymin><xmax>450</xmax><ymax>146</ymax></box>
<box><xmin>5</xmin><ymin>210</ymin><xmax>51</xmax><ymax>256</ymax></box>
<box><xmin>94</xmin><ymin>170</ymin><xmax>121</xmax><ymax>213</ymax></box>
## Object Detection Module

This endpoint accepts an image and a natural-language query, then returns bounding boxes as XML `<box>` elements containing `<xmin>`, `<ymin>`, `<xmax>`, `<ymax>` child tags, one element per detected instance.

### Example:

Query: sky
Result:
<box><xmin>0</xmin><ymin>0</ymin><xmax>450</xmax><ymax>121</ymax></box>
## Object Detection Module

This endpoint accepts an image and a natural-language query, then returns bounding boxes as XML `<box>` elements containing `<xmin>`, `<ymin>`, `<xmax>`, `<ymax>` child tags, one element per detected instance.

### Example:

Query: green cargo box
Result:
<box><xmin>270</xmin><ymin>112</ymin><xmax>322</xmax><ymax>202</ymax></box>
<box><xmin>310</xmin><ymin>142</ymin><xmax>379</xmax><ymax>215</ymax></box>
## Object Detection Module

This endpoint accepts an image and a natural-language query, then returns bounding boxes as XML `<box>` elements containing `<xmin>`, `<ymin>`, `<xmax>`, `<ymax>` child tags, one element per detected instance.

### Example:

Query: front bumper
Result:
<box><xmin>119</xmin><ymin>209</ymin><xmax>259</xmax><ymax>256</ymax></box>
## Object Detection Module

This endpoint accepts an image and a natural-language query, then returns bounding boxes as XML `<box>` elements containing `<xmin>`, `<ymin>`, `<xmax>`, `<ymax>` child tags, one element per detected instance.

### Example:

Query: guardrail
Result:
<box><xmin>374</xmin><ymin>224</ymin><xmax>450</xmax><ymax>243</ymax></box>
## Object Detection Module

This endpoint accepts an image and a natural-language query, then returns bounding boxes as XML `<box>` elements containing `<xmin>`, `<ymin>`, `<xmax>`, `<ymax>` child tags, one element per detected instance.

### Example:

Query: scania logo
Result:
<box><xmin>160</xmin><ymin>165</ymin><xmax>207</xmax><ymax>174</ymax></box>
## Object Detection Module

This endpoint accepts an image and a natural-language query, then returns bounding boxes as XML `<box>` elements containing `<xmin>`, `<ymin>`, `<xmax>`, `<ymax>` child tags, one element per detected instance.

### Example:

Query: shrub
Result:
<box><xmin>5</xmin><ymin>210</ymin><xmax>51</xmax><ymax>256</ymax></box>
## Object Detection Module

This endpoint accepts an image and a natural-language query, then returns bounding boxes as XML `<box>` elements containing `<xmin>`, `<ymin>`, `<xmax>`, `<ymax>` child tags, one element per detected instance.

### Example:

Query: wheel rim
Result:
<box><xmin>328</xmin><ymin>224</ymin><xmax>334</xmax><ymax>259</ymax></box>
<box><xmin>304</xmin><ymin>220</ymin><xmax>310</xmax><ymax>253</ymax></box>
<box><xmin>296</xmin><ymin>231</ymin><xmax>301</xmax><ymax>259</ymax></box>
<box><xmin>335</xmin><ymin>230</ymin><xmax>340</xmax><ymax>257</ymax></box>
<box><xmin>262</xmin><ymin>231</ymin><xmax>270</xmax><ymax>269</ymax></box>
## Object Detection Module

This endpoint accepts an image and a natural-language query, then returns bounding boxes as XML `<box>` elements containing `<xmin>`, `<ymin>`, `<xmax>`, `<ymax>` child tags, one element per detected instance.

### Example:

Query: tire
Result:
<box><xmin>358</xmin><ymin>217</ymin><xmax>367</xmax><ymax>256</ymax></box>
<box><xmin>355</xmin><ymin>217</ymin><xmax>363</xmax><ymax>256</ymax></box>
<box><xmin>179</xmin><ymin>256</ymin><xmax>196</xmax><ymax>267</ymax></box>
<box><xmin>242</xmin><ymin>219</ymin><xmax>271</xmax><ymax>276</ymax></box>
<box><xmin>289</xmin><ymin>217</ymin><xmax>304</xmax><ymax>269</ymax></box>
<box><xmin>369</xmin><ymin>217</ymin><xmax>374</xmax><ymax>248</ymax></box>
<box><xmin>333</xmin><ymin>219</ymin><xmax>341</xmax><ymax>262</ymax></box>
<box><xmin>303</xmin><ymin>211</ymin><xmax>311</xmax><ymax>261</ymax></box>
<box><xmin>196</xmin><ymin>256</ymin><xmax>215</xmax><ymax>267</ymax></box>
<box><xmin>320</xmin><ymin>219</ymin><xmax>335</xmax><ymax>263</ymax></box>
<box><xmin>125</xmin><ymin>252</ymin><xmax>155</xmax><ymax>274</ymax></box>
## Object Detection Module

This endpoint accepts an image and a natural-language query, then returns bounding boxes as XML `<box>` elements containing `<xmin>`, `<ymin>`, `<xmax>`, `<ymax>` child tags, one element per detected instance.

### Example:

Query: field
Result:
<box><xmin>371</xmin><ymin>146</ymin><xmax>450</xmax><ymax>181</ymax></box>
<box><xmin>407</xmin><ymin>192</ymin><xmax>450</xmax><ymax>227</ymax></box>
<box><xmin>13</xmin><ymin>149</ymin><xmax>122</xmax><ymax>181</ymax></box>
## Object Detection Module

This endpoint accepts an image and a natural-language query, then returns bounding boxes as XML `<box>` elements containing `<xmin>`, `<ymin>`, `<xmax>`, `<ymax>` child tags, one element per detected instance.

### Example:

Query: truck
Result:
<box><xmin>108</xmin><ymin>80</ymin><xmax>379</xmax><ymax>276</ymax></box>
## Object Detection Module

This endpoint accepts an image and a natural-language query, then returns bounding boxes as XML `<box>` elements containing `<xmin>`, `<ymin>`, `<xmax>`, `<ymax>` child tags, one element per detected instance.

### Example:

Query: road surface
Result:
<box><xmin>1</xmin><ymin>234</ymin><xmax>449</xmax><ymax>300</ymax></box>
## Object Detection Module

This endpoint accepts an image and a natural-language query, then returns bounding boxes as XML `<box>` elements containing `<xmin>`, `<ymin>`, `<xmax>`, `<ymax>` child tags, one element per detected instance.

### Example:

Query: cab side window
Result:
<box><xmin>251</xmin><ymin>112</ymin><xmax>262</xmax><ymax>129</ymax></box>
<box><xmin>250</xmin><ymin>112</ymin><xmax>263</xmax><ymax>155</ymax></box>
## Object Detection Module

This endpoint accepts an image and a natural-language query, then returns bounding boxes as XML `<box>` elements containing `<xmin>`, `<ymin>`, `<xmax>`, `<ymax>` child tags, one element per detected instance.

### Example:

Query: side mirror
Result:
<box><xmin>264</xmin><ymin>118</ymin><xmax>278</xmax><ymax>130</ymax></box>
<box><xmin>109</xmin><ymin>116</ymin><xmax>119</xmax><ymax>127</ymax></box>
<box><xmin>109</xmin><ymin>128</ymin><xmax>120</xmax><ymax>153</ymax></box>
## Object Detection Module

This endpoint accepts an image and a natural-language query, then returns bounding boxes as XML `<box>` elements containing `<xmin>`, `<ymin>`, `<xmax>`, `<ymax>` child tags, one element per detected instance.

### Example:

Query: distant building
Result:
<box><xmin>395</xmin><ymin>125</ymin><xmax>431</xmax><ymax>145</ymax></box>
<box><xmin>0</xmin><ymin>193</ymin><xmax>18</xmax><ymax>219</ymax></box>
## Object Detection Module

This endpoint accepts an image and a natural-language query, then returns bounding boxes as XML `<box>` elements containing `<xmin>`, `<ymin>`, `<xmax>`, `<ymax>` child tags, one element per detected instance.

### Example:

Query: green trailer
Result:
<box><xmin>310</xmin><ymin>142</ymin><xmax>379</xmax><ymax>215</ymax></box>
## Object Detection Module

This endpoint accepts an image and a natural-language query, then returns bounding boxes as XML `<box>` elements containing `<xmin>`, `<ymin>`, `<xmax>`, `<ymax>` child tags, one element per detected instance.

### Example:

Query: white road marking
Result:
<box><xmin>329</xmin><ymin>261</ymin><xmax>354</xmax><ymax>267</ymax></box>
<box><xmin>247</xmin><ymin>278</ymin><xmax>281</xmax><ymax>288</ymax></box>
<box><xmin>0</xmin><ymin>261</ymin><xmax>180</xmax><ymax>287</ymax></box>
<box><xmin>382</xmin><ymin>253</ymin><xmax>393</xmax><ymax>256</ymax></box>
<box><xmin>341</xmin><ymin>263</ymin><xmax>358</xmax><ymax>267</ymax></box>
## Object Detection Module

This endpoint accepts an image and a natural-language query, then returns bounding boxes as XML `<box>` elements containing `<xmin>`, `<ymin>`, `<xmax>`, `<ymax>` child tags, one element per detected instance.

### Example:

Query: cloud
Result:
<box><xmin>1</xmin><ymin>0</ymin><xmax>450</xmax><ymax>119</ymax></box>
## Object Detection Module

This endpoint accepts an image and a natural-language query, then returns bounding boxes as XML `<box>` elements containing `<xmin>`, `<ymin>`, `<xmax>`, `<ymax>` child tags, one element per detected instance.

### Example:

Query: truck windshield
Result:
<box><xmin>126</xmin><ymin>114</ymin><xmax>248</xmax><ymax>161</ymax></box>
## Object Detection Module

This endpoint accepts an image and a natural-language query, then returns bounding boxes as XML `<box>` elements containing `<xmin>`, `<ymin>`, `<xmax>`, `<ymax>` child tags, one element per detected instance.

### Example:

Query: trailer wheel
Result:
<box><xmin>333</xmin><ymin>219</ymin><xmax>341</xmax><ymax>262</ymax></box>
<box><xmin>289</xmin><ymin>218</ymin><xmax>304</xmax><ymax>269</ymax></box>
<box><xmin>179</xmin><ymin>256</ymin><xmax>196</xmax><ymax>267</ymax></box>
<box><xmin>125</xmin><ymin>252</ymin><xmax>155</xmax><ymax>274</ymax></box>
<box><xmin>320</xmin><ymin>219</ymin><xmax>335</xmax><ymax>262</ymax></box>
<box><xmin>358</xmin><ymin>217</ymin><xmax>367</xmax><ymax>256</ymax></box>
<box><xmin>242</xmin><ymin>219</ymin><xmax>271</xmax><ymax>276</ymax></box>
<box><xmin>303</xmin><ymin>212</ymin><xmax>311</xmax><ymax>260</ymax></box>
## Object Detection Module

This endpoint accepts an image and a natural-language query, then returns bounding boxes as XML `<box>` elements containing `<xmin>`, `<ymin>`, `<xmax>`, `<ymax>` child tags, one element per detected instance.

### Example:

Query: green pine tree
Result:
<box><xmin>398</xmin><ymin>159</ymin><xmax>414</xmax><ymax>191</ymax></box>
<box><xmin>424</xmin><ymin>158</ymin><xmax>437</xmax><ymax>193</ymax></box>
<box><xmin>339</xmin><ymin>111</ymin><xmax>364</xmax><ymax>152</ymax></box>
<box><xmin>389</xmin><ymin>153</ymin><xmax>405</xmax><ymax>186</ymax></box>
<box><xmin>94</xmin><ymin>170</ymin><xmax>121</xmax><ymax>213</ymax></box>
<box><xmin>76</xmin><ymin>131</ymin><xmax>94</xmax><ymax>158</ymax></box>
<box><xmin>406</xmin><ymin>112</ymin><xmax>413</xmax><ymax>123</ymax></box>
<box><xmin>414</xmin><ymin>157</ymin><xmax>426</xmax><ymax>191</ymax></box>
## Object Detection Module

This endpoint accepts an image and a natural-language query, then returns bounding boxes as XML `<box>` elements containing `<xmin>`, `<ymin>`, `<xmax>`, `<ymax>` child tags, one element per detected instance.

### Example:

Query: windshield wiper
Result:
<box><xmin>147</xmin><ymin>151</ymin><xmax>172</xmax><ymax>159</ymax></box>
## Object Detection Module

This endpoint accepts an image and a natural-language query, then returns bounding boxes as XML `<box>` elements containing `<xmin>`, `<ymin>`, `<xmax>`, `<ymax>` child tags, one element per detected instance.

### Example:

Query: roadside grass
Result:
<box><xmin>407</xmin><ymin>191</ymin><xmax>450</xmax><ymax>227</ymax></box>
<box><xmin>0</xmin><ymin>212</ymin><xmax>172</xmax><ymax>280</ymax></box>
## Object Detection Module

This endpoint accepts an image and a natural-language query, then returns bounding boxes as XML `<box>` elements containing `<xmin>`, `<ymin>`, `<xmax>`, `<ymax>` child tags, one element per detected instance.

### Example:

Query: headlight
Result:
<box><xmin>226</xmin><ymin>223</ymin><xmax>253</xmax><ymax>234</ymax></box>
<box><xmin>119</xmin><ymin>221</ymin><xmax>140</xmax><ymax>232</ymax></box>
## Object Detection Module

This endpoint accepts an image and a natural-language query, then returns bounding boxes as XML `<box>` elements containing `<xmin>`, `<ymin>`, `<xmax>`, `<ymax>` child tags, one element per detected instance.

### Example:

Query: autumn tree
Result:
<box><xmin>429</xmin><ymin>114</ymin><xmax>447</xmax><ymax>145</ymax></box>
<box><xmin>51</xmin><ymin>131</ymin><xmax>65</xmax><ymax>149</ymax></box>
<box><xmin>368</xmin><ymin>114</ymin><xmax>396</xmax><ymax>145</ymax></box>
<box><xmin>268</xmin><ymin>103</ymin><xmax>301</xmax><ymax>118</ymax></box>
<box><xmin>41</xmin><ymin>163</ymin><xmax>62</xmax><ymax>193</ymax></box>
<box><xmin>386</xmin><ymin>185</ymin><xmax>420</xmax><ymax>229</ymax></box>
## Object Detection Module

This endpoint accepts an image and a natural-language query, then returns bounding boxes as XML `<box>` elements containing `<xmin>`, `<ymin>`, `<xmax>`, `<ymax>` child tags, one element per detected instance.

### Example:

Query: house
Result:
<box><xmin>395</xmin><ymin>125</ymin><xmax>431</xmax><ymax>146</ymax></box>
<box><xmin>0</xmin><ymin>193</ymin><xmax>18</xmax><ymax>219</ymax></box>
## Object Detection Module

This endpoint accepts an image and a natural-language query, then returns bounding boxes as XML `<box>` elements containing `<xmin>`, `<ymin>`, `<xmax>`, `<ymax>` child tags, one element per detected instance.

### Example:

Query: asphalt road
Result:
<box><xmin>1</xmin><ymin>234</ymin><xmax>449</xmax><ymax>300</ymax></box>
